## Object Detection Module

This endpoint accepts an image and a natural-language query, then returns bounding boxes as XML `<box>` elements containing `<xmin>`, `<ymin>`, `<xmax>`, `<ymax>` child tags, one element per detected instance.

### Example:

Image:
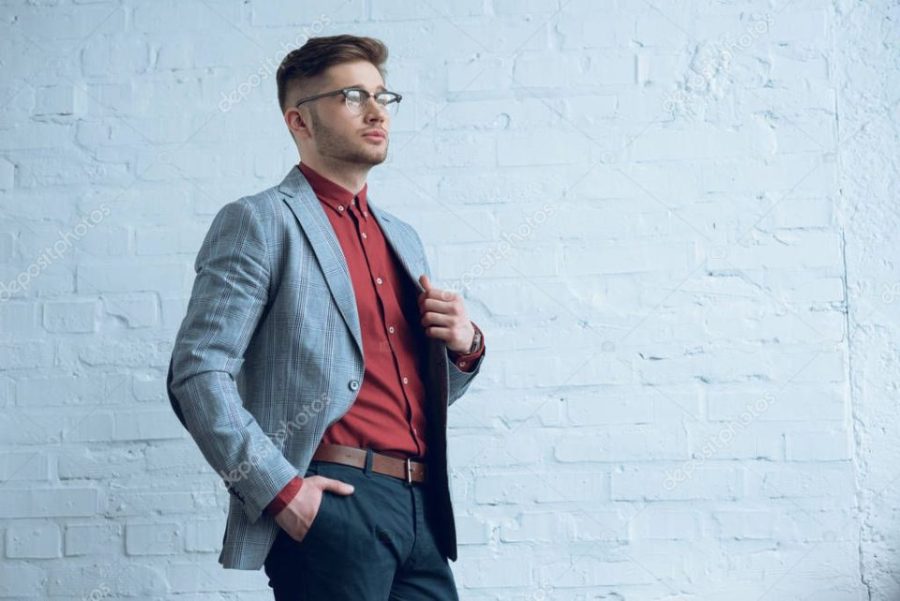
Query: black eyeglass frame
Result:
<box><xmin>293</xmin><ymin>87</ymin><xmax>403</xmax><ymax>112</ymax></box>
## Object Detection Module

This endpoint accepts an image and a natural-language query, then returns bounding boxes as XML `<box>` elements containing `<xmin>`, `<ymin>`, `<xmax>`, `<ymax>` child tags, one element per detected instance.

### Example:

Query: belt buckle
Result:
<box><xmin>405</xmin><ymin>457</ymin><xmax>412</xmax><ymax>484</ymax></box>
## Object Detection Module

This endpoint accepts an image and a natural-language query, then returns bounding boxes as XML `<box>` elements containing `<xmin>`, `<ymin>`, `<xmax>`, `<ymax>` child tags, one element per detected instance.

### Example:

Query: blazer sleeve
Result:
<box><xmin>168</xmin><ymin>199</ymin><xmax>298</xmax><ymax>524</ymax></box>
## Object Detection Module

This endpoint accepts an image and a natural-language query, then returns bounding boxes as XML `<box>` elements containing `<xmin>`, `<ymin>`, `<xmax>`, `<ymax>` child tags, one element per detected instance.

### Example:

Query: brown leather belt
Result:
<box><xmin>311</xmin><ymin>443</ymin><xmax>427</xmax><ymax>484</ymax></box>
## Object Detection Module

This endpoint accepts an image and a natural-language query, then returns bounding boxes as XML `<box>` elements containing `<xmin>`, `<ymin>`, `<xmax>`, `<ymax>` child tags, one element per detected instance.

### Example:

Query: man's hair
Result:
<box><xmin>276</xmin><ymin>34</ymin><xmax>389</xmax><ymax>115</ymax></box>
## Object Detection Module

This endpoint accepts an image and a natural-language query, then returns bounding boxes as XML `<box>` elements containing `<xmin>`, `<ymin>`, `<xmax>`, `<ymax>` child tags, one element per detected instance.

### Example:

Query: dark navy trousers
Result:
<box><xmin>263</xmin><ymin>449</ymin><xmax>460</xmax><ymax>600</ymax></box>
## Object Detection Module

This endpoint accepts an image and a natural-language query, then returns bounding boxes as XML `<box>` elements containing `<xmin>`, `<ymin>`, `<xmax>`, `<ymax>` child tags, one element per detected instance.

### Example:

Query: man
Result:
<box><xmin>166</xmin><ymin>34</ymin><xmax>486</xmax><ymax>599</ymax></box>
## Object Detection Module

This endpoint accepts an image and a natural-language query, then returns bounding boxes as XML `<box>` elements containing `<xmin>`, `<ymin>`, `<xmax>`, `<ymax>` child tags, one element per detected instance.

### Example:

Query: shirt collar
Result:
<box><xmin>297</xmin><ymin>161</ymin><xmax>368</xmax><ymax>217</ymax></box>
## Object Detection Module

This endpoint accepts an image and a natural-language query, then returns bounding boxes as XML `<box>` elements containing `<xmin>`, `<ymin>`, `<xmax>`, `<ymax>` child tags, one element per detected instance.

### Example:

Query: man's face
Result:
<box><xmin>299</xmin><ymin>60</ymin><xmax>391</xmax><ymax>167</ymax></box>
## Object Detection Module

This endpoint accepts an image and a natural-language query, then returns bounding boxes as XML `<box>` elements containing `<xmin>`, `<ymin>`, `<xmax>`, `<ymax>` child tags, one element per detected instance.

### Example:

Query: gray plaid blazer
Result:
<box><xmin>167</xmin><ymin>165</ymin><xmax>485</xmax><ymax>570</ymax></box>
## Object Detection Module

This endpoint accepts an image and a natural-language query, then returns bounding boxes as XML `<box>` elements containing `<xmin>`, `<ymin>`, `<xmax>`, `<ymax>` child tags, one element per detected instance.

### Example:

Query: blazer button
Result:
<box><xmin>349</xmin><ymin>380</ymin><xmax>359</xmax><ymax>390</ymax></box>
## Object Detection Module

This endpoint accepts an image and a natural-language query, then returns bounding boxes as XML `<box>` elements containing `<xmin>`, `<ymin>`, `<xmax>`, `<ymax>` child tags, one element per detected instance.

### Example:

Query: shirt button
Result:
<box><xmin>388</xmin><ymin>326</ymin><xmax>395</xmax><ymax>334</ymax></box>
<box><xmin>459</xmin><ymin>361</ymin><xmax>467</xmax><ymax>367</ymax></box>
<box><xmin>402</xmin><ymin>377</ymin><xmax>408</xmax><ymax>384</ymax></box>
<box><xmin>376</xmin><ymin>277</ymin><xmax>383</xmax><ymax>285</ymax></box>
<box><xmin>338</xmin><ymin>205</ymin><xmax>344</xmax><ymax>212</ymax></box>
<box><xmin>361</xmin><ymin>232</ymin><xmax>367</xmax><ymax>239</ymax></box>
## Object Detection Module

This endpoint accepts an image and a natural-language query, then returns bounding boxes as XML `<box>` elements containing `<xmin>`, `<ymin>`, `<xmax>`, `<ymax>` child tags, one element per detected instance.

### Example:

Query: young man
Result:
<box><xmin>167</xmin><ymin>34</ymin><xmax>485</xmax><ymax>599</ymax></box>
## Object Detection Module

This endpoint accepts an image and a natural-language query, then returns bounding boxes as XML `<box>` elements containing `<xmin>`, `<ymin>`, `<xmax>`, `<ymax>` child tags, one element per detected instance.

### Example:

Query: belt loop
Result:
<box><xmin>405</xmin><ymin>457</ymin><xmax>412</xmax><ymax>486</ymax></box>
<box><xmin>364</xmin><ymin>448</ymin><xmax>373</xmax><ymax>475</ymax></box>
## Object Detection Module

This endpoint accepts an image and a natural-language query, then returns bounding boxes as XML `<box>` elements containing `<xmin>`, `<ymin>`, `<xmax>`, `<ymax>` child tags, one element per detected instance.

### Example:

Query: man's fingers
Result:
<box><xmin>318</xmin><ymin>476</ymin><xmax>355</xmax><ymax>495</ymax></box>
<box><xmin>419</xmin><ymin>296</ymin><xmax>457</xmax><ymax>314</ymax></box>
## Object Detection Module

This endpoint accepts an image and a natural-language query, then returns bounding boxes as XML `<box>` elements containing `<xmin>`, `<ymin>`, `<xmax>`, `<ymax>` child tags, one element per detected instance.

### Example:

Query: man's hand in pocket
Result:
<box><xmin>274</xmin><ymin>475</ymin><xmax>355</xmax><ymax>542</ymax></box>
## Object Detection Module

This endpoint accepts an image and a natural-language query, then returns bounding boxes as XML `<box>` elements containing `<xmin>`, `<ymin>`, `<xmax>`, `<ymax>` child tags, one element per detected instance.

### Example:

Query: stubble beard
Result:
<box><xmin>310</xmin><ymin>109</ymin><xmax>388</xmax><ymax>168</ymax></box>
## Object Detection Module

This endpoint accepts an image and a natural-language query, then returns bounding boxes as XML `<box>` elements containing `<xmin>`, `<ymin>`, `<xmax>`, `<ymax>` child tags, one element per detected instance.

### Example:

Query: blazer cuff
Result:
<box><xmin>265</xmin><ymin>475</ymin><xmax>304</xmax><ymax>517</ymax></box>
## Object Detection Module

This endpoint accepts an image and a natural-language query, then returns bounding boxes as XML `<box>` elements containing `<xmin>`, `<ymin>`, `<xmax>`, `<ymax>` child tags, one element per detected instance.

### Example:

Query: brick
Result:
<box><xmin>457</xmin><ymin>555</ymin><xmax>533</xmax><ymax>588</ymax></box>
<box><xmin>105</xmin><ymin>488</ymin><xmax>216</xmax><ymax>518</ymax></box>
<box><xmin>632</xmin><ymin>508</ymin><xmax>702</xmax><ymax>540</ymax></box>
<box><xmin>125</xmin><ymin>521</ymin><xmax>183</xmax><ymax>555</ymax></box>
<box><xmin>0</xmin><ymin>563</ymin><xmax>44</xmax><ymax>597</ymax></box>
<box><xmin>497</xmin><ymin>128</ymin><xmax>591</xmax><ymax>167</ymax></box>
<box><xmin>65</xmin><ymin>522</ymin><xmax>123</xmax><ymax>556</ymax></box>
<box><xmin>0</xmin><ymin>451</ymin><xmax>51</xmax><ymax>482</ymax></box>
<box><xmin>184</xmin><ymin>518</ymin><xmax>223</xmax><ymax>553</ymax></box>
<box><xmin>785</xmin><ymin>429</ymin><xmax>851</xmax><ymax>461</ymax></box>
<box><xmin>0</xmin><ymin>488</ymin><xmax>100</xmax><ymax>518</ymax></box>
<box><xmin>612</xmin><ymin>465</ymin><xmax>742</xmax><ymax>500</ymax></box>
<box><xmin>475</xmin><ymin>470</ymin><xmax>609</xmax><ymax>504</ymax></box>
<box><xmin>58</xmin><ymin>447</ymin><xmax>147</xmax><ymax>480</ymax></box>
<box><xmin>42</xmin><ymin>299</ymin><xmax>96</xmax><ymax>332</ymax></box>
<box><xmin>46</xmin><ymin>564</ymin><xmax>167</xmax><ymax>597</ymax></box>
<box><xmin>554</xmin><ymin>426</ymin><xmax>688</xmax><ymax>462</ymax></box>
<box><xmin>16</xmin><ymin>372</ymin><xmax>129</xmax><ymax>407</ymax></box>
<box><xmin>5</xmin><ymin>520</ymin><xmax>61</xmax><ymax>558</ymax></box>
<box><xmin>33</xmin><ymin>85</ymin><xmax>87</xmax><ymax>116</ymax></box>
<box><xmin>499</xmin><ymin>511</ymin><xmax>563</xmax><ymax>543</ymax></box>
<box><xmin>113</xmin><ymin>410</ymin><xmax>186</xmax><ymax>442</ymax></box>
<box><xmin>101</xmin><ymin>293</ymin><xmax>159</xmax><ymax>328</ymax></box>
<box><xmin>76</xmin><ymin>261</ymin><xmax>190</xmax><ymax>295</ymax></box>
<box><xmin>454</xmin><ymin>513</ymin><xmax>490</xmax><ymax>545</ymax></box>
<box><xmin>748</xmin><ymin>464</ymin><xmax>855</xmax><ymax>499</ymax></box>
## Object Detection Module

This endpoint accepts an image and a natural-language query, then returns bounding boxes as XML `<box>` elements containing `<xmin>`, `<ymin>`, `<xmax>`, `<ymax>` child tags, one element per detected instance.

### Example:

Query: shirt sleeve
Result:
<box><xmin>265</xmin><ymin>475</ymin><xmax>304</xmax><ymax>517</ymax></box>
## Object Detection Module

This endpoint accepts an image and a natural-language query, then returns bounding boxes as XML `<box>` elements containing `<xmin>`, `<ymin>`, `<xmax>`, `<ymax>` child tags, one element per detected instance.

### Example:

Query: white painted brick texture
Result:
<box><xmin>0</xmin><ymin>0</ymin><xmax>896</xmax><ymax>599</ymax></box>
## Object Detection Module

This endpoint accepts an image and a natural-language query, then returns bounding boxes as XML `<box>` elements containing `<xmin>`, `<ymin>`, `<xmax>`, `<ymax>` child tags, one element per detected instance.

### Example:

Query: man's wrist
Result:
<box><xmin>448</xmin><ymin>322</ymin><xmax>484</xmax><ymax>371</ymax></box>
<box><xmin>266</xmin><ymin>475</ymin><xmax>304</xmax><ymax>518</ymax></box>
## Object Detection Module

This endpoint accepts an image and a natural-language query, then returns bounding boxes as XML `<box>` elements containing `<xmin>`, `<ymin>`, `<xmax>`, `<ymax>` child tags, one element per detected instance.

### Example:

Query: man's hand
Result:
<box><xmin>274</xmin><ymin>475</ymin><xmax>355</xmax><ymax>542</ymax></box>
<box><xmin>418</xmin><ymin>274</ymin><xmax>476</xmax><ymax>353</ymax></box>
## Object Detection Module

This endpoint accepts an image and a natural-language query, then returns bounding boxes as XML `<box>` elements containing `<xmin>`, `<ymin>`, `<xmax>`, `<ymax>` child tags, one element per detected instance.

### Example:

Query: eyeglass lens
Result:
<box><xmin>345</xmin><ymin>89</ymin><xmax>399</xmax><ymax>114</ymax></box>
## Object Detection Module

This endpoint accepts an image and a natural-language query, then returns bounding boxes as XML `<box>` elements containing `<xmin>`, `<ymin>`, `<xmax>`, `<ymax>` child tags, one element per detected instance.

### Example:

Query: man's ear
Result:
<box><xmin>286</xmin><ymin>108</ymin><xmax>311</xmax><ymax>141</ymax></box>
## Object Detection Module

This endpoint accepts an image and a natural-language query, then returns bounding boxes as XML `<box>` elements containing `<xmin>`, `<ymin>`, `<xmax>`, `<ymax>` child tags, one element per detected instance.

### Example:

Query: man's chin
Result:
<box><xmin>354</xmin><ymin>148</ymin><xmax>388</xmax><ymax>166</ymax></box>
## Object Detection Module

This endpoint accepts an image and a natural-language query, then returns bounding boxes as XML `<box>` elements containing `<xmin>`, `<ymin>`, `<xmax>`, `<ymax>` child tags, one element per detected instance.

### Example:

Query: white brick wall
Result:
<box><xmin>0</xmin><ymin>0</ymin><xmax>896</xmax><ymax>599</ymax></box>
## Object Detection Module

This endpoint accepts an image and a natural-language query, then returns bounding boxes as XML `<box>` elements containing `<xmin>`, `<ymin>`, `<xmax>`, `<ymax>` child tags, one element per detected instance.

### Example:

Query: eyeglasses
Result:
<box><xmin>294</xmin><ymin>86</ymin><xmax>402</xmax><ymax>116</ymax></box>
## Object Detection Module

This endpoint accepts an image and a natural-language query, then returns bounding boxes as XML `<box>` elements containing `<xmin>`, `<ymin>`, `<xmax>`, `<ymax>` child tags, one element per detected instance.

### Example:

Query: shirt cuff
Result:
<box><xmin>447</xmin><ymin>322</ymin><xmax>485</xmax><ymax>371</ymax></box>
<box><xmin>265</xmin><ymin>475</ymin><xmax>304</xmax><ymax>517</ymax></box>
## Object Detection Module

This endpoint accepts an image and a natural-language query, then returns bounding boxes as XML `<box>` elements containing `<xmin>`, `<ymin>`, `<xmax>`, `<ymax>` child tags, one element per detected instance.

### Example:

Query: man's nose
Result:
<box><xmin>364</xmin><ymin>99</ymin><xmax>388</xmax><ymax>121</ymax></box>
<box><xmin>365</xmin><ymin>109</ymin><xmax>385</xmax><ymax>123</ymax></box>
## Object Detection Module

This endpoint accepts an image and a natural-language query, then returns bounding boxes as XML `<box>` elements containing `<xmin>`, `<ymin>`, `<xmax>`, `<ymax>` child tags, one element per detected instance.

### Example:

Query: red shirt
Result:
<box><xmin>265</xmin><ymin>162</ymin><xmax>485</xmax><ymax>517</ymax></box>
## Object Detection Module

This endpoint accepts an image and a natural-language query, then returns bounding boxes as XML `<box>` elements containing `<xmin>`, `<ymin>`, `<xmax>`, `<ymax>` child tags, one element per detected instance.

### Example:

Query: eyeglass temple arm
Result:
<box><xmin>294</xmin><ymin>89</ymin><xmax>346</xmax><ymax>108</ymax></box>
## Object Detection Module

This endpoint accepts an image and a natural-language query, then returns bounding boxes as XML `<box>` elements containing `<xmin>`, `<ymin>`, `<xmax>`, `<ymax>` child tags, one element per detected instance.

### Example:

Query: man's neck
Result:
<box><xmin>300</xmin><ymin>157</ymin><xmax>368</xmax><ymax>196</ymax></box>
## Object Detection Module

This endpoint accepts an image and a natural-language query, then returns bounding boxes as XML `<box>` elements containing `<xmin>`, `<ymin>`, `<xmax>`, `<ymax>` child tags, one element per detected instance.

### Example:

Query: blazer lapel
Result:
<box><xmin>276</xmin><ymin>165</ymin><xmax>427</xmax><ymax>362</ymax></box>
<box><xmin>278</xmin><ymin>166</ymin><xmax>363</xmax><ymax>359</ymax></box>
<box><xmin>368</xmin><ymin>199</ymin><xmax>426</xmax><ymax>295</ymax></box>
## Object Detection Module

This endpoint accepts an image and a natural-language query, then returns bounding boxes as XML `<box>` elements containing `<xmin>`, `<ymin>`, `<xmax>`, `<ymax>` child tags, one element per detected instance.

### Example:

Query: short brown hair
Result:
<box><xmin>276</xmin><ymin>34</ymin><xmax>389</xmax><ymax>114</ymax></box>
